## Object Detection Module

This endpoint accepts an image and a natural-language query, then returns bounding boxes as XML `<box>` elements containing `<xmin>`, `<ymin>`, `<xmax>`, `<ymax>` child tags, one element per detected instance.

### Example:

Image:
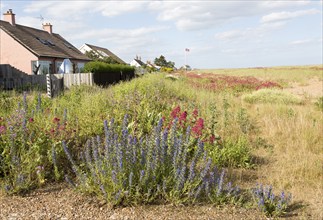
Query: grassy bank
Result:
<box><xmin>0</xmin><ymin>65</ymin><xmax>322</xmax><ymax>218</ymax></box>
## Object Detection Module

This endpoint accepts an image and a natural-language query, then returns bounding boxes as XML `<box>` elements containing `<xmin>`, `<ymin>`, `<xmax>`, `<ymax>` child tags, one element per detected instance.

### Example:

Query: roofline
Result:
<box><xmin>0</xmin><ymin>20</ymin><xmax>91</xmax><ymax>61</ymax></box>
<box><xmin>0</xmin><ymin>22</ymin><xmax>41</xmax><ymax>57</ymax></box>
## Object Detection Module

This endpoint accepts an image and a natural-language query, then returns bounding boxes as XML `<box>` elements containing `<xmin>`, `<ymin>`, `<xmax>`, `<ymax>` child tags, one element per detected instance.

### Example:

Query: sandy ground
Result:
<box><xmin>284</xmin><ymin>78</ymin><xmax>322</xmax><ymax>98</ymax></box>
<box><xmin>0</xmin><ymin>184</ymin><xmax>267</xmax><ymax>220</ymax></box>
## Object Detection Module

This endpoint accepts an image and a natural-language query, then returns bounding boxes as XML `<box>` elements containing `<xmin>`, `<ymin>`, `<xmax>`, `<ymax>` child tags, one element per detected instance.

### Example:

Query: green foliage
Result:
<box><xmin>208</xmin><ymin>136</ymin><xmax>252</xmax><ymax>168</ymax></box>
<box><xmin>83</xmin><ymin>61</ymin><xmax>134</xmax><ymax>75</ymax></box>
<box><xmin>315</xmin><ymin>96</ymin><xmax>323</xmax><ymax>111</ymax></box>
<box><xmin>154</xmin><ymin>55</ymin><xmax>175</xmax><ymax>68</ymax></box>
<box><xmin>242</xmin><ymin>89</ymin><xmax>304</xmax><ymax>105</ymax></box>
<box><xmin>83</xmin><ymin>61</ymin><xmax>135</xmax><ymax>86</ymax></box>
<box><xmin>0</xmin><ymin>93</ymin><xmax>81</xmax><ymax>193</ymax></box>
<box><xmin>252</xmin><ymin>184</ymin><xmax>292</xmax><ymax>217</ymax></box>
<box><xmin>62</xmin><ymin>116</ymin><xmax>241</xmax><ymax>206</ymax></box>
<box><xmin>0</xmin><ymin>71</ymin><xmax>298</xmax><ymax>217</ymax></box>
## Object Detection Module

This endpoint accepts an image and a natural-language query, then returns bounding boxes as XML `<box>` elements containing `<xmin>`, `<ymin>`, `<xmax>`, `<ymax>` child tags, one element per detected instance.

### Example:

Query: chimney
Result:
<box><xmin>3</xmin><ymin>9</ymin><xmax>16</xmax><ymax>26</ymax></box>
<box><xmin>43</xmin><ymin>23</ymin><xmax>53</xmax><ymax>34</ymax></box>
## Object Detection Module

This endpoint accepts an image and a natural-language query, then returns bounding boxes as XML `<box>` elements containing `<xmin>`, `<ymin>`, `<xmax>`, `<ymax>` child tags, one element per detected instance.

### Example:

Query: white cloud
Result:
<box><xmin>69</xmin><ymin>26</ymin><xmax>168</xmax><ymax>42</ymax></box>
<box><xmin>289</xmin><ymin>39</ymin><xmax>313</xmax><ymax>45</ymax></box>
<box><xmin>24</xmin><ymin>1</ymin><xmax>147</xmax><ymax>19</ymax></box>
<box><xmin>148</xmin><ymin>1</ymin><xmax>317</xmax><ymax>31</ymax></box>
<box><xmin>0</xmin><ymin>2</ymin><xmax>6</xmax><ymax>12</ymax></box>
<box><xmin>259</xmin><ymin>1</ymin><xmax>310</xmax><ymax>9</ymax></box>
<box><xmin>215</xmin><ymin>30</ymin><xmax>243</xmax><ymax>41</ymax></box>
<box><xmin>215</xmin><ymin>21</ymin><xmax>285</xmax><ymax>42</ymax></box>
<box><xmin>21</xmin><ymin>0</ymin><xmax>320</xmax><ymax>32</ymax></box>
<box><xmin>261</xmin><ymin>9</ymin><xmax>320</xmax><ymax>23</ymax></box>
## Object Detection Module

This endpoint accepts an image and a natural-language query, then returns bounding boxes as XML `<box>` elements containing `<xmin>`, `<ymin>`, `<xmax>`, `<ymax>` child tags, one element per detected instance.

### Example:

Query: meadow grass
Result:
<box><xmin>242</xmin><ymin>89</ymin><xmax>304</xmax><ymax>105</ymax></box>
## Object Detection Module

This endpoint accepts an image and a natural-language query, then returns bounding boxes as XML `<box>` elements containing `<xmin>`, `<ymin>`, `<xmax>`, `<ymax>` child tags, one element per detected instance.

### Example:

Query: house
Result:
<box><xmin>0</xmin><ymin>9</ymin><xmax>91</xmax><ymax>75</ymax></box>
<box><xmin>130</xmin><ymin>56</ymin><xmax>146</xmax><ymax>68</ymax></box>
<box><xmin>79</xmin><ymin>43</ymin><xmax>126</xmax><ymax>65</ymax></box>
<box><xmin>146</xmin><ymin>61</ymin><xmax>160</xmax><ymax>70</ymax></box>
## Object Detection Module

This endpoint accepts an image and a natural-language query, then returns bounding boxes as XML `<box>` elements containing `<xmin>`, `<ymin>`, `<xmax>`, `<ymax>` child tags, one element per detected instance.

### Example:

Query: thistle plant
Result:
<box><xmin>63</xmin><ymin>115</ymin><xmax>240</xmax><ymax>205</ymax></box>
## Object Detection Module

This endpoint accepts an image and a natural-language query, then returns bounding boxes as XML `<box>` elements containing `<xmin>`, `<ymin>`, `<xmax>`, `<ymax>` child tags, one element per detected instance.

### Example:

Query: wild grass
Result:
<box><xmin>242</xmin><ymin>89</ymin><xmax>304</xmax><ymax>105</ymax></box>
<box><xmin>253</xmin><ymin>104</ymin><xmax>323</xmax><ymax>217</ymax></box>
<box><xmin>0</xmin><ymin>65</ymin><xmax>322</xmax><ymax>218</ymax></box>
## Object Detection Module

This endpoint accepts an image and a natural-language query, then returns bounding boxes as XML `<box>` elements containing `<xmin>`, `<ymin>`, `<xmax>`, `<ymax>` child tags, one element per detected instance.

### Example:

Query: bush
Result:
<box><xmin>242</xmin><ymin>89</ymin><xmax>303</xmax><ymax>105</ymax></box>
<box><xmin>84</xmin><ymin>61</ymin><xmax>135</xmax><ymax>86</ymax></box>
<box><xmin>62</xmin><ymin>116</ymin><xmax>241</xmax><ymax>205</ymax></box>
<box><xmin>208</xmin><ymin>136</ymin><xmax>252</xmax><ymax>168</ymax></box>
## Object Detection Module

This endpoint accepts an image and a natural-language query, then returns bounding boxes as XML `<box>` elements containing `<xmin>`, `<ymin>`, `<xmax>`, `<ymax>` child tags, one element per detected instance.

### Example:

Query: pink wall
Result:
<box><xmin>0</xmin><ymin>29</ymin><xmax>38</xmax><ymax>74</ymax></box>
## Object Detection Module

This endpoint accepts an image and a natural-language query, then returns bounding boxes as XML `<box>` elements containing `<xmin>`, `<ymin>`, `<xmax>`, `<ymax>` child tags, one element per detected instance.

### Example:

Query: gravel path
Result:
<box><xmin>0</xmin><ymin>184</ymin><xmax>268</xmax><ymax>220</ymax></box>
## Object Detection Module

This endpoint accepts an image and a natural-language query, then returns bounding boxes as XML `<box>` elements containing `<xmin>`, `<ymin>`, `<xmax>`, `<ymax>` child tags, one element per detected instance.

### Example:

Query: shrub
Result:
<box><xmin>242</xmin><ymin>89</ymin><xmax>303</xmax><ymax>105</ymax></box>
<box><xmin>84</xmin><ymin>61</ymin><xmax>135</xmax><ymax>86</ymax></box>
<box><xmin>0</xmin><ymin>92</ymin><xmax>79</xmax><ymax>193</ymax></box>
<box><xmin>62</xmin><ymin>115</ymin><xmax>241</xmax><ymax>205</ymax></box>
<box><xmin>208</xmin><ymin>136</ymin><xmax>252</xmax><ymax>168</ymax></box>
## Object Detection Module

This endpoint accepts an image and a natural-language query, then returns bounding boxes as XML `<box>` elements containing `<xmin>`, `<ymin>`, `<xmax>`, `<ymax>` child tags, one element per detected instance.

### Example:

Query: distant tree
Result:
<box><xmin>85</xmin><ymin>50</ymin><xmax>120</xmax><ymax>64</ymax></box>
<box><xmin>154</xmin><ymin>55</ymin><xmax>175</xmax><ymax>68</ymax></box>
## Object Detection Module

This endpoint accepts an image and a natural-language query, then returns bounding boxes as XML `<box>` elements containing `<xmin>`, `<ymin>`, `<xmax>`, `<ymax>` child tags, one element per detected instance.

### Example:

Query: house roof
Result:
<box><xmin>0</xmin><ymin>20</ymin><xmax>91</xmax><ymax>61</ymax></box>
<box><xmin>84</xmin><ymin>43</ymin><xmax>126</xmax><ymax>64</ymax></box>
<box><xmin>133</xmin><ymin>59</ymin><xmax>145</xmax><ymax>66</ymax></box>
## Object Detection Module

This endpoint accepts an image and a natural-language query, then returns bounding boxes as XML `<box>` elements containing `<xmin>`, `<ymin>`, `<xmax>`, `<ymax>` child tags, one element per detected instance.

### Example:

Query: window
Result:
<box><xmin>31</xmin><ymin>60</ymin><xmax>53</xmax><ymax>75</ymax></box>
<box><xmin>64</xmin><ymin>42</ymin><xmax>72</xmax><ymax>49</ymax></box>
<box><xmin>36</xmin><ymin>37</ymin><xmax>55</xmax><ymax>47</ymax></box>
<box><xmin>77</xmin><ymin>62</ymin><xmax>85</xmax><ymax>73</ymax></box>
<box><xmin>56</xmin><ymin>61</ymin><xmax>62</xmax><ymax>73</ymax></box>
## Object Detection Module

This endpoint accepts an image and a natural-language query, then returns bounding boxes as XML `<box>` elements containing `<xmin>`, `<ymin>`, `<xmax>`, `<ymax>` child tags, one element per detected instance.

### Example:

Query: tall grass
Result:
<box><xmin>253</xmin><ymin>104</ymin><xmax>323</xmax><ymax>218</ymax></box>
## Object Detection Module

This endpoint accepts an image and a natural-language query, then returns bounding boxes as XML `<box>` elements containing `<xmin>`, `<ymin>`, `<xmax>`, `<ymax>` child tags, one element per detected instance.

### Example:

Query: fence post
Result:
<box><xmin>46</xmin><ymin>74</ymin><xmax>52</xmax><ymax>98</ymax></box>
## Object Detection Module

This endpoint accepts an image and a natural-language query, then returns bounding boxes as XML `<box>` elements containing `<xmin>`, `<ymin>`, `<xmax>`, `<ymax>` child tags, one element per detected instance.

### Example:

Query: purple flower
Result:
<box><xmin>188</xmin><ymin>160</ymin><xmax>196</xmax><ymax>181</ymax></box>
<box><xmin>129</xmin><ymin>172</ymin><xmax>134</xmax><ymax>188</ymax></box>
<box><xmin>217</xmin><ymin>169</ymin><xmax>225</xmax><ymax>196</ymax></box>
<box><xmin>200</xmin><ymin>158</ymin><xmax>212</xmax><ymax>180</ymax></box>
<box><xmin>139</xmin><ymin>170</ymin><xmax>145</xmax><ymax>183</ymax></box>
<box><xmin>0</xmin><ymin>125</ymin><xmax>6</xmax><ymax>135</ymax></box>
<box><xmin>65</xmin><ymin>175</ymin><xmax>76</xmax><ymax>187</ymax></box>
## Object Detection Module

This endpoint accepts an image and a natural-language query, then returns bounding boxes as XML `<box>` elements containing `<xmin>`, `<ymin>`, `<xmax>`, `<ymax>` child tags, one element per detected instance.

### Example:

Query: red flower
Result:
<box><xmin>209</xmin><ymin>134</ymin><xmax>215</xmax><ymax>144</ymax></box>
<box><xmin>50</xmin><ymin>128</ymin><xmax>55</xmax><ymax>134</ymax></box>
<box><xmin>53</xmin><ymin>117</ymin><xmax>60</xmax><ymax>123</ymax></box>
<box><xmin>171</xmin><ymin>106</ymin><xmax>181</xmax><ymax>119</ymax></box>
<box><xmin>179</xmin><ymin>111</ymin><xmax>187</xmax><ymax>122</ymax></box>
<box><xmin>29</xmin><ymin>118</ymin><xmax>34</xmax><ymax>123</ymax></box>
<box><xmin>192</xmin><ymin>118</ymin><xmax>204</xmax><ymax>137</ymax></box>
<box><xmin>192</xmin><ymin>109</ymin><xmax>199</xmax><ymax>119</ymax></box>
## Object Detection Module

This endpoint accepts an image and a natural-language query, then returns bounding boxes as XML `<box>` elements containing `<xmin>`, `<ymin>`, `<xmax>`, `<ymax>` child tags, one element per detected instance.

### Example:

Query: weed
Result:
<box><xmin>62</xmin><ymin>116</ymin><xmax>241</xmax><ymax>205</ymax></box>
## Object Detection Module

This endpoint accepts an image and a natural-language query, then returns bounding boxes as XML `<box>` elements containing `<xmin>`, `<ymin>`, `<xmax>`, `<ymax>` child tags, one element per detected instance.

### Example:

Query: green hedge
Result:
<box><xmin>84</xmin><ymin>61</ymin><xmax>135</xmax><ymax>86</ymax></box>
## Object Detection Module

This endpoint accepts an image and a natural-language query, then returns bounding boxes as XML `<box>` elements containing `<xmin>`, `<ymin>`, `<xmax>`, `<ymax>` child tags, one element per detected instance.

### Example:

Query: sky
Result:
<box><xmin>0</xmin><ymin>0</ymin><xmax>322</xmax><ymax>69</ymax></box>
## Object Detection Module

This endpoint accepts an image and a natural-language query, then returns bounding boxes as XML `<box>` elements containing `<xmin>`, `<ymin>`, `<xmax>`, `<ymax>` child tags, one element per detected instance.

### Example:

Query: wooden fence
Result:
<box><xmin>0</xmin><ymin>64</ymin><xmax>94</xmax><ymax>97</ymax></box>
<box><xmin>47</xmin><ymin>73</ymin><xmax>94</xmax><ymax>97</ymax></box>
<box><xmin>0</xmin><ymin>64</ymin><xmax>46</xmax><ymax>90</ymax></box>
